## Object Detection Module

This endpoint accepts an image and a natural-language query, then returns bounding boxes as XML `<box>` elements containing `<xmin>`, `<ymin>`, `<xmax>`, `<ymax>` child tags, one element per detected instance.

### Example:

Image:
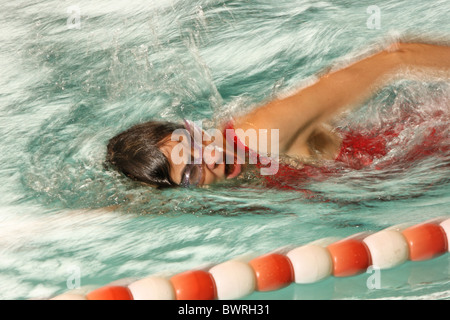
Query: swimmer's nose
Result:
<box><xmin>203</xmin><ymin>145</ymin><xmax>224</xmax><ymax>171</ymax></box>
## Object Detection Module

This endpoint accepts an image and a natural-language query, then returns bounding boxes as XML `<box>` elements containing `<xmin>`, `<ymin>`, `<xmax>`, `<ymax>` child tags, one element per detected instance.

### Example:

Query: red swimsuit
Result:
<box><xmin>224</xmin><ymin>114</ymin><xmax>449</xmax><ymax>192</ymax></box>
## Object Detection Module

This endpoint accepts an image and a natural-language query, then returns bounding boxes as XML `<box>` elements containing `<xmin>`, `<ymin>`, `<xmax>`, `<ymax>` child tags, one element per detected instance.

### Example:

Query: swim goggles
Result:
<box><xmin>179</xmin><ymin>119</ymin><xmax>205</xmax><ymax>187</ymax></box>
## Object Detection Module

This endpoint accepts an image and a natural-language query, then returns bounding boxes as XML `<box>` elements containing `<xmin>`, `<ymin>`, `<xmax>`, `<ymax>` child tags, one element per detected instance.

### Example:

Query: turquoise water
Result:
<box><xmin>0</xmin><ymin>0</ymin><xmax>449</xmax><ymax>300</ymax></box>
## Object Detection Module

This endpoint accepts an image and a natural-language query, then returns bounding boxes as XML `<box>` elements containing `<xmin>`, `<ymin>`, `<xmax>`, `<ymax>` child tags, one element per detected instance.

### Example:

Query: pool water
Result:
<box><xmin>0</xmin><ymin>0</ymin><xmax>449</xmax><ymax>300</ymax></box>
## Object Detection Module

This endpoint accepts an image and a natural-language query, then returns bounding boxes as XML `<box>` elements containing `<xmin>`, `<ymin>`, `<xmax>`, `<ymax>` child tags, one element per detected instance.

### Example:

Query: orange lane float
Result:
<box><xmin>86</xmin><ymin>285</ymin><xmax>134</xmax><ymax>300</ymax></box>
<box><xmin>170</xmin><ymin>270</ymin><xmax>216</xmax><ymax>300</ymax></box>
<box><xmin>47</xmin><ymin>217</ymin><xmax>449</xmax><ymax>300</ymax></box>
<box><xmin>401</xmin><ymin>222</ymin><xmax>448</xmax><ymax>261</ymax></box>
<box><xmin>249</xmin><ymin>253</ymin><xmax>294</xmax><ymax>291</ymax></box>
<box><xmin>327</xmin><ymin>237</ymin><xmax>372</xmax><ymax>277</ymax></box>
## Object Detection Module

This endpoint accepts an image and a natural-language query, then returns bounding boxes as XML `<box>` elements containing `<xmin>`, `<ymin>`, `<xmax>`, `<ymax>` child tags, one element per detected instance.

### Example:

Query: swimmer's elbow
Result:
<box><xmin>378</xmin><ymin>42</ymin><xmax>409</xmax><ymax>72</ymax></box>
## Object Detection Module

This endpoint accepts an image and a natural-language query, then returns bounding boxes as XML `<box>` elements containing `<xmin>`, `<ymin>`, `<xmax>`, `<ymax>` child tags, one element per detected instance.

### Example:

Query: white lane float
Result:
<box><xmin>49</xmin><ymin>217</ymin><xmax>449</xmax><ymax>300</ymax></box>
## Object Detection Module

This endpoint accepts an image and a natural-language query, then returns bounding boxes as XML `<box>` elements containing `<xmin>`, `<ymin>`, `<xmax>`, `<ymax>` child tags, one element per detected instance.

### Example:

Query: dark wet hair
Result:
<box><xmin>106</xmin><ymin>120</ymin><xmax>184</xmax><ymax>188</ymax></box>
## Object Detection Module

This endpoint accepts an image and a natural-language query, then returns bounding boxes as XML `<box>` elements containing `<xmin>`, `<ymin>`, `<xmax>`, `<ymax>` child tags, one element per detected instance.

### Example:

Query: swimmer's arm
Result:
<box><xmin>233</xmin><ymin>43</ymin><xmax>450</xmax><ymax>153</ymax></box>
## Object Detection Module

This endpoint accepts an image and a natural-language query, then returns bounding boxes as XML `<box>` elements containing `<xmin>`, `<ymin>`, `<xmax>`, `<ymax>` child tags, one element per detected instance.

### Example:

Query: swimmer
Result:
<box><xmin>106</xmin><ymin>42</ymin><xmax>450</xmax><ymax>188</ymax></box>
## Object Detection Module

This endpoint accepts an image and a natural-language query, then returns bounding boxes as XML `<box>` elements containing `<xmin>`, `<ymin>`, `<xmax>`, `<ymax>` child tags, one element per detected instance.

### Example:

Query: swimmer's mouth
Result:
<box><xmin>225</xmin><ymin>160</ymin><xmax>242</xmax><ymax>180</ymax></box>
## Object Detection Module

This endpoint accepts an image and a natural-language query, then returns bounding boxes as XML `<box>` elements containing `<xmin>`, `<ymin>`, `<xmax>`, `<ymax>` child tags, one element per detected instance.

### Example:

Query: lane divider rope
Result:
<box><xmin>50</xmin><ymin>216</ymin><xmax>450</xmax><ymax>300</ymax></box>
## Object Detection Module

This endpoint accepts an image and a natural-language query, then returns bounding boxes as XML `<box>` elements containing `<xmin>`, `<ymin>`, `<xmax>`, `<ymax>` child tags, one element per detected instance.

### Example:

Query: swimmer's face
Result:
<box><xmin>159</xmin><ymin>131</ymin><xmax>242</xmax><ymax>187</ymax></box>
